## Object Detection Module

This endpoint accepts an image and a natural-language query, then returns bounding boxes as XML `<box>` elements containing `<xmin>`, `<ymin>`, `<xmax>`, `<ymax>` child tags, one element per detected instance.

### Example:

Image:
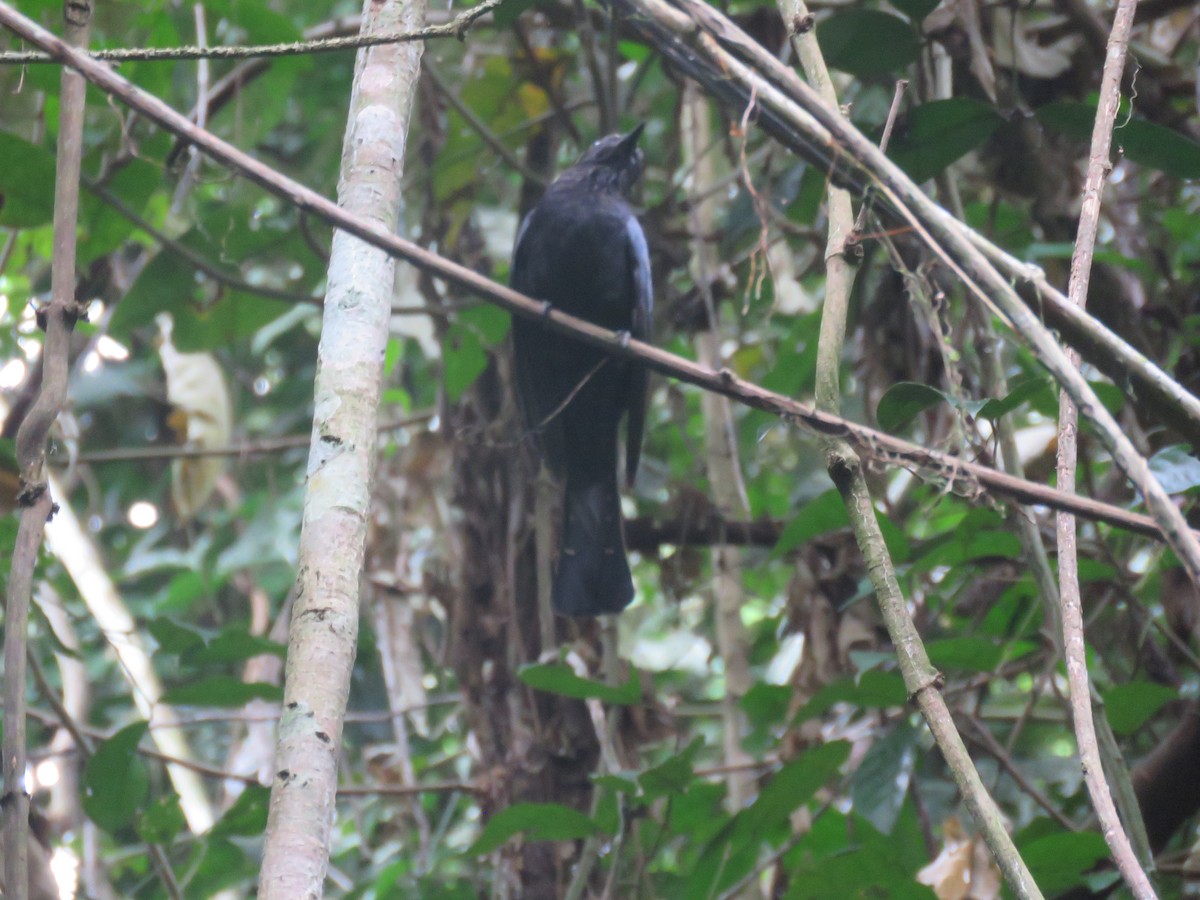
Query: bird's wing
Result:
<box><xmin>623</xmin><ymin>215</ymin><xmax>653</xmax><ymax>486</ymax></box>
<box><xmin>510</xmin><ymin>210</ymin><xmax>567</xmax><ymax>472</ymax></box>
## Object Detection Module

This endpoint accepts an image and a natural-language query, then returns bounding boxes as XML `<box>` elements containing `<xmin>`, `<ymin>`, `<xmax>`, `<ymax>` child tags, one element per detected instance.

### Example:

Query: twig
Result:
<box><xmin>964</xmin><ymin>715</ymin><xmax>1076</xmax><ymax>831</ymax></box>
<box><xmin>76</xmin><ymin>411</ymin><xmax>434</xmax><ymax>463</ymax></box>
<box><xmin>423</xmin><ymin>61</ymin><xmax>549</xmax><ymax>187</ymax></box>
<box><xmin>4</xmin><ymin>2</ymin><xmax>92</xmax><ymax>894</ymax></box>
<box><xmin>787</xmin><ymin>0</ymin><xmax>1040</xmax><ymax>892</ymax></box>
<box><xmin>85</xmin><ymin>179</ymin><xmax>323</xmax><ymax>305</ymax></box>
<box><xmin>27</xmin><ymin>659</ymin><xmax>183</xmax><ymax>899</ymax></box>
<box><xmin>850</xmin><ymin>79</ymin><xmax>907</xmax><ymax>236</ymax></box>
<box><xmin>0</xmin><ymin>0</ymin><xmax>505</xmax><ymax>64</ymax></box>
<box><xmin>1055</xmin><ymin>1</ymin><xmax>1156</xmax><ymax>895</ymax></box>
<box><xmin>5</xmin><ymin>4</ymin><xmax>1198</xmax><ymax>554</ymax></box>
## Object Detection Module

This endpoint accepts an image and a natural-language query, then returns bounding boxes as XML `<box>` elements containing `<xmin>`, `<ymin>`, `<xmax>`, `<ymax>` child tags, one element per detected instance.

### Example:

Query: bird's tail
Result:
<box><xmin>553</xmin><ymin>476</ymin><xmax>634</xmax><ymax>617</ymax></box>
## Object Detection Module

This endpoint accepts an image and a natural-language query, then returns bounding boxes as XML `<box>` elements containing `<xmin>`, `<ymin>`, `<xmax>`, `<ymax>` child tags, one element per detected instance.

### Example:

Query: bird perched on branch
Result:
<box><xmin>510</xmin><ymin>124</ymin><xmax>653</xmax><ymax>617</ymax></box>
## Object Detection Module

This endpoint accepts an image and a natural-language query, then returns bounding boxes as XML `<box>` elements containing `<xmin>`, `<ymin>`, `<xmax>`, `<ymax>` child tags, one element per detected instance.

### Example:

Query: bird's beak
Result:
<box><xmin>617</xmin><ymin>122</ymin><xmax>646</xmax><ymax>155</ymax></box>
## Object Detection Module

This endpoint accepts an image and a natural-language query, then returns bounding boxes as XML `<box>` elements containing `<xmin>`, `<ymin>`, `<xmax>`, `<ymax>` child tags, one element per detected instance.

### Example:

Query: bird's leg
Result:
<box><xmin>615</xmin><ymin>329</ymin><xmax>632</xmax><ymax>349</ymax></box>
<box><xmin>540</xmin><ymin>300</ymin><xmax>555</xmax><ymax>321</ymax></box>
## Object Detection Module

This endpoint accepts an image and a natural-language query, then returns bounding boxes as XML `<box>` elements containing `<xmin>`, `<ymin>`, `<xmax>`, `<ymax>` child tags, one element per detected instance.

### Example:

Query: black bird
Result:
<box><xmin>510</xmin><ymin>125</ymin><xmax>653</xmax><ymax>617</ymax></box>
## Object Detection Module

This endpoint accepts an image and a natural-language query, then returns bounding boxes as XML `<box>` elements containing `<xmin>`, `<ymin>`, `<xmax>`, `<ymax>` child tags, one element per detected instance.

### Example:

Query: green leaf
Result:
<box><xmin>876</xmin><ymin>382</ymin><xmax>947</xmax><ymax>432</ymax></box>
<box><xmin>851</xmin><ymin>721</ymin><xmax>917</xmax><ymax>835</ymax></box>
<box><xmin>493</xmin><ymin>0</ymin><xmax>545</xmax><ymax>27</ymax></box>
<box><xmin>926</xmin><ymin>636</ymin><xmax>1036</xmax><ymax>673</ymax></box>
<box><xmin>741</xmin><ymin>683</ymin><xmax>792</xmax><ymax>731</ymax></box>
<box><xmin>518</xmin><ymin>662</ymin><xmax>642</xmax><ymax>704</ymax></box>
<box><xmin>1038</xmin><ymin>103</ymin><xmax>1200</xmax><ymax>178</ymax></box>
<box><xmin>739</xmin><ymin>741</ymin><xmax>850</xmax><ymax>835</ymax></box>
<box><xmin>137</xmin><ymin>795</ymin><xmax>187</xmax><ymax>845</ymax></box>
<box><xmin>148</xmin><ymin>617</ymin><xmax>207</xmax><ymax>656</ymax></box>
<box><xmin>468</xmin><ymin>803</ymin><xmax>600</xmax><ymax>855</ymax></box>
<box><xmin>795</xmin><ymin>671</ymin><xmax>909</xmax><ymax>723</ymax></box>
<box><xmin>639</xmin><ymin>738</ymin><xmax>704</xmax><ymax>798</ymax></box>
<box><xmin>1019</xmin><ymin>830</ymin><xmax>1109</xmax><ymax>894</ymax></box>
<box><xmin>688</xmin><ymin>742</ymin><xmax>851</xmax><ymax>897</ymax></box>
<box><xmin>1101</xmin><ymin>682</ymin><xmax>1177</xmax><ymax>735</ymax></box>
<box><xmin>84</xmin><ymin>721</ymin><xmax>150</xmax><ymax>832</ymax></box>
<box><xmin>161</xmin><ymin>676</ymin><xmax>283</xmax><ymax>707</ymax></box>
<box><xmin>1148</xmin><ymin>445</ymin><xmax>1200</xmax><ymax>494</ymax></box>
<box><xmin>187</xmin><ymin>628</ymin><xmax>286</xmax><ymax>665</ymax></box>
<box><xmin>819</xmin><ymin>11</ymin><xmax>921</xmax><ymax>78</ymax></box>
<box><xmin>0</xmin><ymin>133</ymin><xmax>56</xmax><ymax>226</ymax></box>
<box><xmin>889</xmin><ymin>99</ymin><xmax>1004</xmax><ymax>183</ymax></box>
<box><xmin>182</xmin><ymin>836</ymin><xmax>256</xmax><ymax>896</ymax></box>
<box><xmin>772</xmin><ymin>489</ymin><xmax>848</xmax><ymax>558</ymax></box>
<box><xmin>890</xmin><ymin>0</ymin><xmax>940</xmax><ymax>21</ymax></box>
<box><xmin>1117</xmin><ymin>120</ymin><xmax>1200</xmax><ymax>179</ymax></box>
<box><xmin>210</xmin><ymin>785</ymin><xmax>271</xmax><ymax>838</ymax></box>
<box><xmin>975</xmin><ymin>376</ymin><xmax>1048</xmax><ymax>420</ymax></box>
<box><xmin>442</xmin><ymin>305</ymin><xmax>511</xmax><ymax>401</ymax></box>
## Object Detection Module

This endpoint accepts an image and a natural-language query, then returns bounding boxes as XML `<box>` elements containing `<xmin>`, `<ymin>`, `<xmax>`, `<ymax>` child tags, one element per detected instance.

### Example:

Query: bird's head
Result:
<box><xmin>570</xmin><ymin>123</ymin><xmax>646</xmax><ymax>197</ymax></box>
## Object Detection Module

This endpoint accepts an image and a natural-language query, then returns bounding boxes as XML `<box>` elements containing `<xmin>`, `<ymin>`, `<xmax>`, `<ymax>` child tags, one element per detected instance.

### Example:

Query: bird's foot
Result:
<box><xmin>615</xmin><ymin>329</ymin><xmax>632</xmax><ymax>349</ymax></box>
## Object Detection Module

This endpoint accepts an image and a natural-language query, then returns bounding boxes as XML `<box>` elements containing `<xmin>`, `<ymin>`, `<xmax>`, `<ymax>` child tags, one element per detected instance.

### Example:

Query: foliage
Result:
<box><xmin>1</xmin><ymin>0</ymin><xmax>1199</xmax><ymax>896</ymax></box>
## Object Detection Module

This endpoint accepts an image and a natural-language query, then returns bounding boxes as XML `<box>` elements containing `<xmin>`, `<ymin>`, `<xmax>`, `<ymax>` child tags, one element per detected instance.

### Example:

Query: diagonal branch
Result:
<box><xmin>1</xmin><ymin>1</ymin><xmax>1196</xmax><ymax>558</ymax></box>
<box><xmin>0</xmin><ymin>0</ymin><xmax>503</xmax><ymax>64</ymax></box>
<box><xmin>5</xmin><ymin>2</ymin><xmax>92</xmax><ymax>895</ymax></box>
<box><xmin>1056</xmin><ymin>2</ymin><xmax>1157</xmax><ymax>896</ymax></box>
<box><xmin>604</xmin><ymin>0</ymin><xmax>1200</xmax><ymax>611</ymax></box>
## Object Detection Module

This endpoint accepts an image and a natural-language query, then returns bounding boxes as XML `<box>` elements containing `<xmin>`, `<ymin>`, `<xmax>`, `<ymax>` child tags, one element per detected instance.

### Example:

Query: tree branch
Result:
<box><xmin>3</xmin><ymin>1</ymin><xmax>1196</xmax><ymax>560</ymax></box>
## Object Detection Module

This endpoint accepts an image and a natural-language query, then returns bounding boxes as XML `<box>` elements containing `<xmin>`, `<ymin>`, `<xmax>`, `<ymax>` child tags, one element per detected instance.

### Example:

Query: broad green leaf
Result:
<box><xmin>518</xmin><ymin>662</ymin><xmax>641</xmax><ymax>704</ymax></box>
<box><xmin>819</xmin><ymin>11</ymin><xmax>921</xmax><ymax>78</ymax></box>
<box><xmin>876</xmin><ymin>382</ymin><xmax>947</xmax><ymax>432</ymax></box>
<box><xmin>975</xmin><ymin>376</ymin><xmax>1048</xmax><ymax>420</ymax></box>
<box><xmin>890</xmin><ymin>0</ymin><xmax>940</xmax><ymax>21</ymax></box>
<box><xmin>639</xmin><ymin>738</ymin><xmax>704</xmax><ymax>798</ymax></box>
<box><xmin>148</xmin><ymin>617</ymin><xmax>207</xmax><ymax>656</ymax></box>
<box><xmin>772</xmin><ymin>489</ymin><xmax>848</xmax><ymax>557</ymax></box>
<box><xmin>851</xmin><ymin>721</ymin><xmax>917</xmax><ymax>835</ymax></box>
<box><xmin>1038</xmin><ymin>103</ymin><xmax>1200</xmax><ymax>178</ymax></box>
<box><xmin>137</xmin><ymin>795</ymin><xmax>187</xmax><ymax>844</ymax></box>
<box><xmin>926</xmin><ymin>636</ymin><xmax>1036</xmax><ymax>673</ymax></box>
<box><xmin>794</xmin><ymin>671</ymin><xmax>908</xmax><ymax>723</ymax></box>
<box><xmin>494</xmin><ymin>0</ymin><xmax>546</xmax><ymax>27</ymax></box>
<box><xmin>210</xmin><ymin>785</ymin><xmax>271</xmax><ymax>839</ymax></box>
<box><xmin>187</xmin><ymin>628</ymin><xmax>286</xmax><ymax>665</ymax></box>
<box><xmin>741</xmin><ymin>683</ymin><xmax>792</xmax><ymax>730</ymax></box>
<box><xmin>1102</xmin><ymin>682</ymin><xmax>1178</xmax><ymax>735</ymax></box>
<box><xmin>0</xmin><ymin>133</ymin><xmax>56</xmax><ymax>226</ymax></box>
<box><xmin>84</xmin><ymin>721</ymin><xmax>150</xmax><ymax>832</ymax></box>
<box><xmin>688</xmin><ymin>742</ymin><xmax>851</xmax><ymax>896</ymax></box>
<box><xmin>468</xmin><ymin>803</ymin><xmax>600</xmax><ymax>854</ymax></box>
<box><xmin>442</xmin><ymin>305</ymin><xmax>512</xmax><ymax>401</ymax></box>
<box><xmin>1019</xmin><ymin>830</ymin><xmax>1109</xmax><ymax>894</ymax></box>
<box><xmin>182</xmin><ymin>836</ymin><xmax>256</xmax><ymax>896</ymax></box>
<box><xmin>738</xmin><ymin>741</ymin><xmax>850</xmax><ymax>836</ymax></box>
<box><xmin>889</xmin><ymin>99</ymin><xmax>1004</xmax><ymax>183</ymax></box>
<box><xmin>162</xmin><ymin>676</ymin><xmax>282</xmax><ymax>707</ymax></box>
<box><xmin>1149</xmin><ymin>445</ymin><xmax>1200</xmax><ymax>494</ymax></box>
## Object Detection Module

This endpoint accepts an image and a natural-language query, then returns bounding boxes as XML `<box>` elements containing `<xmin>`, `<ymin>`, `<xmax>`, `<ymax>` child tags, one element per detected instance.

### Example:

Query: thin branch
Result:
<box><xmin>787</xmin><ymin>0</ymin><xmax>1039</xmax><ymax>891</ymax></box>
<box><xmin>4</xmin><ymin>4</ymin><xmax>1196</xmax><ymax>558</ymax></box>
<box><xmin>0</xmin><ymin>0</ymin><xmax>505</xmax><ymax>64</ymax></box>
<box><xmin>423</xmin><ymin>61</ymin><xmax>549</xmax><ymax>187</ymax></box>
<box><xmin>1055</xmin><ymin>1</ymin><xmax>1156</xmax><ymax>895</ymax></box>
<box><xmin>5</xmin><ymin>2</ymin><xmax>91</xmax><ymax>894</ymax></box>
<box><xmin>75</xmin><ymin>411</ymin><xmax>434</xmax><ymax>463</ymax></box>
<box><xmin>27</xmin><ymin>659</ymin><xmax>183</xmax><ymax>899</ymax></box>
<box><xmin>619</xmin><ymin>0</ymin><xmax>1200</xmax><ymax>612</ymax></box>
<box><xmin>85</xmin><ymin>180</ymin><xmax>323</xmax><ymax>305</ymax></box>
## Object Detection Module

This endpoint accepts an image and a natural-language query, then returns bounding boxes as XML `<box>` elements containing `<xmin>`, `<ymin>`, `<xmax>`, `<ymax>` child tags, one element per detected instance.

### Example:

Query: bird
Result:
<box><xmin>509</xmin><ymin>124</ymin><xmax>653</xmax><ymax>617</ymax></box>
